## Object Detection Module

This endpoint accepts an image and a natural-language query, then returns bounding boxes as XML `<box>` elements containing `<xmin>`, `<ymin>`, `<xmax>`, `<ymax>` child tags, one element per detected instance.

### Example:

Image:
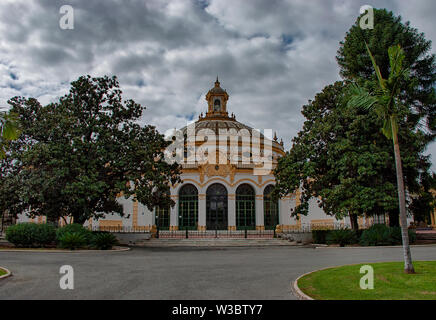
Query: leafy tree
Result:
<box><xmin>347</xmin><ymin>44</ymin><xmax>416</xmax><ymax>273</ymax></box>
<box><xmin>0</xmin><ymin>111</ymin><xmax>20</xmax><ymax>158</ymax></box>
<box><xmin>337</xmin><ymin>8</ymin><xmax>436</xmax><ymax>135</ymax></box>
<box><xmin>337</xmin><ymin>8</ymin><xmax>436</xmax><ymax>225</ymax></box>
<box><xmin>1</xmin><ymin>75</ymin><xmax>181</xmax><ymax>225</ymax></box>
<box><xmin>273</xmin><ymin>81</ymin><xmax>430</xmax><ymax>231</ymax></box>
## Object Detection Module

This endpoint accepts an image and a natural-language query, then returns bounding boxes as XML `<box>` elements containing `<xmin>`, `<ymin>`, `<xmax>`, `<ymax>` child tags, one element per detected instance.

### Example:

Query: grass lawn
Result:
<box><xmin>298</xmin><ymin>261</ymin><xmax>436</xmax><ymax>300</ymax></box>
<box><xmin>0</xmin><ymin>268</ymin><xmax>7</xmax><ymax>277</ymax></box>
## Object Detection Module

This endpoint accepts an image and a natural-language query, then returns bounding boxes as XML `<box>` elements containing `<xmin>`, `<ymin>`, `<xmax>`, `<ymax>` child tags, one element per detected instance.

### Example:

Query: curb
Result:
<box><xmin>0</xmin><ymin>246</ymin><xmax>130</xmax><ymax>253</ymax></box>
<box><xmin>292</xmin><ymin>263</ymin><xmax>382</xmax><ymax>300</ymax></box>
<box><xmin>291</xmin><ymin>260</ymin><xmax>436</xmax><ymax>300</ymax></box>
<box><xmin>0</xmin><ymin>266</ymin><xmax>12</xmax><ymax>280</ymax></box>
<box><xmin>292</xmin><ymin>271</ymin><xmax>315</xmax><ymax>300</ymax></box>
<box><xmin>314</xmin><ymin>244</ymin><xmax>436</xmax><ymax>249</ymax></box>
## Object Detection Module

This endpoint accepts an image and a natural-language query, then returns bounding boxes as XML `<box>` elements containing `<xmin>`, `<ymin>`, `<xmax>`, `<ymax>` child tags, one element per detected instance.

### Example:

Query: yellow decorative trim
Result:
<box><xmin>99</xmin><ymin>220</ymin><xmax>123</xmax><ymax>230</ymax></box>
<box><xmin>256</xmin><ymin>225</ymin><xmax>265</xmax><ymax>231</ymax></box>
<box><xmin>279</xmin><ymin>225</ymin><xmax>301</xmax><ymax>232</ymax></box>
<box><xmin>170</xmin><ymin>226</ymin><xmax>179</xmax><ymax>231</ymax></box>
<box><xmin>198</xmin><ymin>163</ymin><xmax>237</xmax><ymax>184</ymax></box>
<box><xmin>174</xmin><ymin>177</ymin><xmax>276</xmax><ymax>189</ymax></box>
<box><xmin>310</xmin><ymin>219</ymin><xmax>335</xmax><ymax>230</ymax></box>
<box><xmin>132</xmin><ymin>200</ymin><xmax>139</xmax><ymax>228</ymax></box>
<box><xmin>198</xmin><ymin>194</ymin><xmax>206</xmax><ymax>200</ymax></box>
<box><xmin>228</xmin><ymin>226</ymin><xmax>236</xmax><ymax>231</ymax></box>
<box><xmin>198</xmin><ymin>225</ymin><xmax>206</xmax><ymax>231</ymax></box>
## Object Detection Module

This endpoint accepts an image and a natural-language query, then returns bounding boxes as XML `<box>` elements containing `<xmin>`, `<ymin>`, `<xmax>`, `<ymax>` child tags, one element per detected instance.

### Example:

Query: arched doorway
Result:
<box><xmin>264</xmin><ymin>185</ymin><xmax>279</xmax><ymax>230</ymax></box>
<box><xmin>155</xmin><ymin>206</ymin><xmax>170</xmax><ymax>230</ymax></box>
<box><xmin>206</xmin><ymin>183</ymin><xmax>228</xmax><ymax>230</ymax></box>
<box><xmin>178</xmin><ymin>184</ymin><xmax>198</xmax><ymax>230</ymax></box>
<box><xmin>236</xmin><ymin>184</ymin><xmax>256</xmax><ymax>230</ymax></box>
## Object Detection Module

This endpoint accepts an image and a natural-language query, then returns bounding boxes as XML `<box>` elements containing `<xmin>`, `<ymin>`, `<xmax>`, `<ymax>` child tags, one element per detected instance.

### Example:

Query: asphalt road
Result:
<box><xmin>1</xmin><ymin>245</ymin><xmax>435</xmax><ymax>300</ymax></box>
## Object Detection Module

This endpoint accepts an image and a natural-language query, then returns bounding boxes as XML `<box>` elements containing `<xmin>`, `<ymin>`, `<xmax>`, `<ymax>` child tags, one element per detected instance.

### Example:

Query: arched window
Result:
<box><xmin>236</xmin><ymin>184</ymin><xmax>255</xmax><ymax>230</ymax></box>
<box><xmin>214</xmin><ymin>99</ymin><xmax>221</xmax><ymax>112</ymax></box>
<box><xmin>264</xmin><ymin>185</ymin><xmax>279</xmax><ymax>230</ymax></box>
<box><xmin>206</xmin><ymin>183</ymin><xmax>228</xmax><ymax>230</ymax></box>
<box><xmin>178</xmin><ymin>184</ymin><xmax>198</xmax><ymax>230</ymax></box>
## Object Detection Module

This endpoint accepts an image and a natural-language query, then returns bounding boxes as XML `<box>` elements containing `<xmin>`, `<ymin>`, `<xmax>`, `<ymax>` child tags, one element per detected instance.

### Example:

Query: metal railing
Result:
<box><xmin>91</xmin><ymin>226</ymin><xmax>152</xmax><ymax>233</ymax></box>
<box><xmin>157</xmin><ymin>229</ymin><xmax>276</xmax><ymax>239</ymax></box>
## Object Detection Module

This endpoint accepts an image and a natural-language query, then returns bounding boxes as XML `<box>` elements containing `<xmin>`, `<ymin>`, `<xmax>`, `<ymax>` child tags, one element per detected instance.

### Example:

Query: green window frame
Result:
<box><xmin>236</xmin><ymin>184</ymin><xmax>256</xmax><ymax>230</ymax></box>
<box><xmin>178</xmin><ymin>184</ymin><xmax>198</xmax><ymax>230</ymax></box>
<box><xmin>264</xmin><ymin>185</ymin><xmax>279</xmax><ymax>230</ymax></box>
<box><xmin>155</xmin><ymin>205</ymin><xmax>170</xmax><ymax>230</ymax></box>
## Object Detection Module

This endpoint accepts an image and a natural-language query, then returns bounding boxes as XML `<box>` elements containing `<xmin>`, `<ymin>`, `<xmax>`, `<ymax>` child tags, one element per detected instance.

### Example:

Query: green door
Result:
<box><xmin>236</xmin><ymin>184</ymin><xmax>256</xmax><ymax>230</ymax></box>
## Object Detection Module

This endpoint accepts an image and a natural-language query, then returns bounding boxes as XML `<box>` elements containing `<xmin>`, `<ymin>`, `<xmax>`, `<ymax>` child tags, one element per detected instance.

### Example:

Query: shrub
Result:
<box><xmin>326</xmin><ymin>229</ymin><xmax>358</xmax><ymax>247</ymax></box>
<box><xmin>360</xmin><ymin>224</ymin><xmax>416</xmax><ymax>246</ymax></box>
<box><xmin>91</xmin><ymin>232</ymin><xmax>118</xmax><ymax>250</ymax></box>
<box><xmin>56</xmin><ymin>223</ymin><xmax>92</xmax><ymax>244</ymax></box>
<box><xmin>58</xmin><ymin>232</ymin><xmax>87</xmax><ymax>250</ymax></box>
<box><xmin>312</xmin><ymin>230</ymin><xmax>330</xmax><ymax>244</ymax></box>
<box><xmin>33</xmin><ymin>223</ymin><xmax>57</xmax><ymax>247</ymax></box>
<box><xmin>6</xmin><ymin>223</ymin><xmax>38</xmax><ymax>247</ymax></box>
<box><xmin>360</xmin><ymin>224</ymin><xmax>391</xmax><ymax>246</ymax></box>
<box><xmin>5</xmin><ymin>223</ymin><xmax>56</xmax><ymax>247</ymax></box>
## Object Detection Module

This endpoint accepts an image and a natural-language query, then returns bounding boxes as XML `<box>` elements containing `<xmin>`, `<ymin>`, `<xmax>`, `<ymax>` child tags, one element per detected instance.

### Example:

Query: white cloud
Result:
<box><xmin>0</xmin><ymin>0</ymin><xmax>435</xmax><ymax>168</ymax></box>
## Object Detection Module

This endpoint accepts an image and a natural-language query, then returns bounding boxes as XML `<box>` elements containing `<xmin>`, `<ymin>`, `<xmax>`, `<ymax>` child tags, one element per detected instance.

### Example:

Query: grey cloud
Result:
<box><xmin>0</xmin><ymin>0</ymin><xmax>435</xmax><ymax>168</ymax></box>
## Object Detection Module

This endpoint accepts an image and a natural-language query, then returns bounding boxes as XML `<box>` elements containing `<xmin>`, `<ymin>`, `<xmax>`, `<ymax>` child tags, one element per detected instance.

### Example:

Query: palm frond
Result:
<box><xmin>381</xmin><ymin>118</ymin><xmax>393</xmax><ymax>140</ymax></box>
<box><xmin>365</xmin><ymin>42</ymin><xmax>386</xmax><ymax>90</ymax></box>
<box><xmin>346</xmin><ymin>83</ymin><xmax>378</xmax><ymax>111</ymax></box>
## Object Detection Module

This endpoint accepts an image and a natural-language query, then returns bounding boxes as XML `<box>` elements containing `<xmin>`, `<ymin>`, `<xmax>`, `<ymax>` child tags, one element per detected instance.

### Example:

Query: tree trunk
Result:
<box><xmin>349</xmin><ymin>213</ymin><xmax>359</xmax><ymax>231</ymax></box>
<box><xmin>392</xmin><ymin>118</ymin><xmax>415</xmax><ymax>274</ymax></box>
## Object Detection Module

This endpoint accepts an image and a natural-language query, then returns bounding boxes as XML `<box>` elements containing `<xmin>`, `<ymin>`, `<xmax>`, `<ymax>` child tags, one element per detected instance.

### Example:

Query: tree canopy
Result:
<box><xmin>337</xmin><ymin>8</ymin><xmax>436</xmax><ymax>134</ymax></box>
<box><xmin>274</xmin><ymin>9</ymin><xmax>435</xmax><ymax>228</ymax></box>
<box><xmin>0</xmin><ymin>75</ymin><xmax>181</xmax><ymax>224</ymax></box>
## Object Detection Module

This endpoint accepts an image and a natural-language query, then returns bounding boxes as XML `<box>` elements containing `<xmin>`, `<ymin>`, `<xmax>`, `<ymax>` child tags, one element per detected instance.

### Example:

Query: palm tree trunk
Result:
<box><xmin>391</xmin><ymin>118</ymin><xmax>415</xmax><ymax>274</ymax></box>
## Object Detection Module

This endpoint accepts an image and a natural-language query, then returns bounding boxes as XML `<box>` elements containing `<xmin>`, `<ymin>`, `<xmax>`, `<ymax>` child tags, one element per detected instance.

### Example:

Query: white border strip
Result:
<box><xmin>292</xmin><ymin>271</ymin><xmax>316</xmax><ymax>300</ymax></box>
<box><xmin>0</xmin><ymin>246</ymin><xmax>130</xmax><ymax>253</ymax></box>
<box><xmin>0</xmin><ymin>266</ymin><xmax>11</xmax><ymax>279</ymax></box>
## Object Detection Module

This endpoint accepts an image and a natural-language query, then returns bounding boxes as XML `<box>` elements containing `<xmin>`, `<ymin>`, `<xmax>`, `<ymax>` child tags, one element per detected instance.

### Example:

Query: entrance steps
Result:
<box><xmin>132</xmin><ymin>238</ymin><xmax>299</xmax><ymax>247</ymax></box>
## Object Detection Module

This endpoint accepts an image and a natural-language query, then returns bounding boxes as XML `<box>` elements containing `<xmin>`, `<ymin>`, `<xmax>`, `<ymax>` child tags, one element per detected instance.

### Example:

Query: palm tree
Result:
<box><xmin>347</xmin><ymin>43</ymin><xmax>415</xmax><ymax>273</ymax></box>
<box><xmin>0</xmin><ymin>111</ymin><xmax>20</xmax><ymax>159</ymax></box>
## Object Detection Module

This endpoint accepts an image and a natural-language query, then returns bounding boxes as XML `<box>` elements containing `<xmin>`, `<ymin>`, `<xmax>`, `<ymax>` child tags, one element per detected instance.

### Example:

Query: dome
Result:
<box><xmin>175</xmin><ymin>78</ymin><xmax>285</xmax><ymax>167</ymax></box>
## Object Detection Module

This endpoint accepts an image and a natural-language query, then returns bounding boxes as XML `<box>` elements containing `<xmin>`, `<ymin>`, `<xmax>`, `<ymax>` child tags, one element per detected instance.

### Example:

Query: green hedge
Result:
<box><xmin>312</xmin><ymin>225</ymin><xmax>415</xmax><ymax>247</ymax></box>
<box><xmin>57</xmin><ymin>232</ymin><xmax>87</xmax><ymax>250</ymax></box>
<box><xmin>56</xmin><ymin>223</ymin><xmax>93</xmax><ymax>244</ymax></box>
<box><xmin>326</xmin><ymin>229</ymin><xmax>358</xmax><ymax>247</ymax></box>
<box><xmin>6</xmin><ymin>223</ymin><xmax>56</xmax><ymax>247</ymax></box>
<box><xmin>5</xmin><ymin>222</ymin><xmax>123</xmax><ymax>250</ymax></box>
<box><xmin>360</xmin><ymin>224</ymin><xmax>416</xmax><ymax>246</ymax></box>
<box><xmin>312</xmin><ymin>230</ymin><xmax>330</xmax><ymax>244</ymax></box>
<box><xmin>91</xmin><ymin>232</ymin><xmax>119</xmax><ymax>250</ymax></box>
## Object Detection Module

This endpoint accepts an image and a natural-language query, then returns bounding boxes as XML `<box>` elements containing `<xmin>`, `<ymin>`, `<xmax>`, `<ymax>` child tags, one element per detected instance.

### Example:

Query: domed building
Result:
<box><xmin>97</xmin><ymin>78</ymin><xmax>341</xmax><ymax>234</ymax></box>
<box><xmin>16</xmin><ymin>79</ymin><xmax>382</xmax><ymax>234</ymax></box>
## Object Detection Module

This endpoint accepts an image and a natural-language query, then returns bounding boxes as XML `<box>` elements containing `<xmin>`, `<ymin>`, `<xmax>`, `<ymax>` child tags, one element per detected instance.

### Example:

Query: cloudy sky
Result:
<box><xmin>1</xmin><ymin>0</ymin><xmax>435</xmax><ymax>168</ymax></box>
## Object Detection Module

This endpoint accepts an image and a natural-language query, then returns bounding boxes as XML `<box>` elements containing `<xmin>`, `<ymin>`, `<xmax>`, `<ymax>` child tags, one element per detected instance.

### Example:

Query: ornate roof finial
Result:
<box><xmin>280</xmin><ymin>138</ymin><xmax>284</xmax><ymax>146</ymax></box>
<box><xmin>273</xmin><ymin>132</ymin><xmax>278</xmax><ymax>141</ymax></box>
<box><xmin>215</xmin><ymin>76</ymin><xmax>220</xmax><ymax>87</ymax></box>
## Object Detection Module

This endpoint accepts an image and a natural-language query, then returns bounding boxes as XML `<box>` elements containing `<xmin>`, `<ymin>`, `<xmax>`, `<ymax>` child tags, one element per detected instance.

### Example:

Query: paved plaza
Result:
<box><xmin>1</xmin><ymin>245</ymin><xmax>435</xmax><ymax>300</ymax></box>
